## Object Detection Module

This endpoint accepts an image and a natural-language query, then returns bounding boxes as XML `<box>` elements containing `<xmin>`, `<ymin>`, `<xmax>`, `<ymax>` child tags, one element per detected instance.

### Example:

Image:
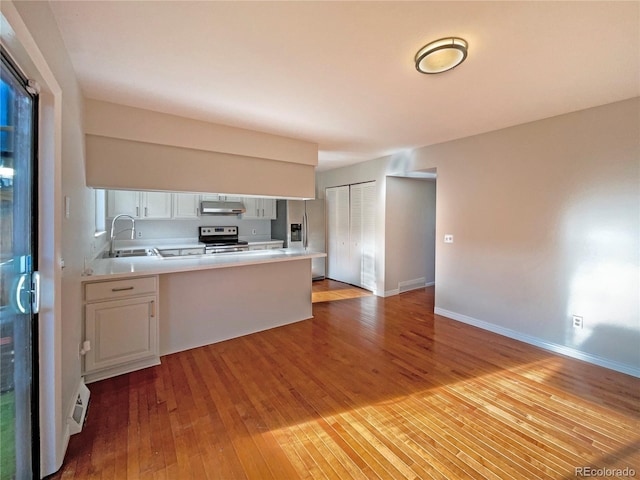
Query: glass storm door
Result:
<box><xmin>0</xmin><ymin>49</ymin><xmax>39</xmax><ymax>480</ymax></box>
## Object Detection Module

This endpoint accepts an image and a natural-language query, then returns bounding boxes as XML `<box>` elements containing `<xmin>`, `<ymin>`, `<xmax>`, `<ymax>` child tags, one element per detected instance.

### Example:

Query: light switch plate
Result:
<box><xmin>444</xmin><ymin>234</ymin><xmax>454</xmax><ymax>243</ymax></box>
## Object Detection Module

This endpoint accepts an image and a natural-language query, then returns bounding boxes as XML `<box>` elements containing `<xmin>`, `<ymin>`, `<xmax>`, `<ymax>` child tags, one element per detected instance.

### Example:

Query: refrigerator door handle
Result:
<box><xmin>303</xmin><ymin>210</ymin><xmax>309</xmax><ymax>250</ymax></box>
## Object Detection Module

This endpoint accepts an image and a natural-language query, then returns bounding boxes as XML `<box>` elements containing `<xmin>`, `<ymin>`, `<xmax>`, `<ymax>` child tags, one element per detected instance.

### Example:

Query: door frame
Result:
<box><xmin>1</xmin><ymin>3</ymin><xmax>64</xmax><ymax>476</ymax></box>
<box><xmin>1</xmin><ymin>43</ymin><xmax>40</xmax><ymax>477</ymax></box>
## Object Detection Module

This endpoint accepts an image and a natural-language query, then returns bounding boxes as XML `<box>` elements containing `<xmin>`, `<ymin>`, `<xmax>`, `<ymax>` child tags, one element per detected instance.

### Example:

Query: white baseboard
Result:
<box><xmin>83</xmin><ymin>357</ymin><xmax>161</xmax><ymax>384</ymax></box>
<box><xmin>380</xmin><ymin>277</ymin><xmax>436</xmax><ymax>297</ymax></box>
<box><xmin>434</xmin><ymin>307</ymin><xmax>640</xmax><ymax>378</ymax></box>
<box><xmin>399</xmin><ymin>277</ymin><xmax>426</xmax><ymax>293</ymax></box>
<box><xmin>384</xmin><ymin>278</ymin><xmax>434</xmax><ymax>297</ymax></box>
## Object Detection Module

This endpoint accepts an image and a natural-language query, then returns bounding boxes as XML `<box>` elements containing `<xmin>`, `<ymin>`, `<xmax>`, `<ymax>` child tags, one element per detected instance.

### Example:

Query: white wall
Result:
<box><xmin>319</xmin><ymin>98</ymin><xmax>639</xmax><ymax>376</ymax></box>
<box><xmin>3</xmin><ymin>0</ymin><xmax>98</xmax><ymax>475</ymax></box>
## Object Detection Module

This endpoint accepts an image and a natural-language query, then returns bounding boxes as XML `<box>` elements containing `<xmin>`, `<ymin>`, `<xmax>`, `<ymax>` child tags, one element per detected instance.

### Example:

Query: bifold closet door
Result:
<box><xmin>326</xmin><ymin>185</ymin><xmax>350</xmax><ymax>283</ymax></box>
<box><xmin>351</xmin><ymin>182</ymin><xmax>376</xmax><ymax>291</ymax></box>
<box><xmin>326</xmin><ymin>182</ymin><xmax>376</xmax><ymax>291</ymax></box>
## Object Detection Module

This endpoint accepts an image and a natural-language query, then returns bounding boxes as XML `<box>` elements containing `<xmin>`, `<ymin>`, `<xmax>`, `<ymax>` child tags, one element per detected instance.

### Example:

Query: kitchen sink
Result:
<box><xmin>102</xmin><ymin>248</ymin><xmax>156</xmax><ymax>258</ymax></box>
<box><xmin>153</xmin><ymin>246</ymin><xmax>206</xmax><ymax>259</ymax></box>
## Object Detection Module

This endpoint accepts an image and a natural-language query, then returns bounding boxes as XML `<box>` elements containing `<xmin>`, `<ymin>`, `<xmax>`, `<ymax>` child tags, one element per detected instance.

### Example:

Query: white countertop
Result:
<box><xmin>83</xmin><ymin>248</ymin><xmax>325</xmax><ymax>282</ymax></box>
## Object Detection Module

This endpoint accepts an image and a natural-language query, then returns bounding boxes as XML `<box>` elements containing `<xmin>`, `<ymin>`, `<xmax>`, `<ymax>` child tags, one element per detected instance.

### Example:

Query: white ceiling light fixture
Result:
<box><xmin>415</xmin><ymin>37</ymin><xmax>468</xmax><ymax>74</ymax></box>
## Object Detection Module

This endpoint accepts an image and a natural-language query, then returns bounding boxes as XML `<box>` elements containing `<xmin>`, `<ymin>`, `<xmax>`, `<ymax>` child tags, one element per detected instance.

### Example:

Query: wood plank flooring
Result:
<box><xmin>49</xmin><ymin>280</ymin><xmax>640</xmax><ymax>479</ymax></box>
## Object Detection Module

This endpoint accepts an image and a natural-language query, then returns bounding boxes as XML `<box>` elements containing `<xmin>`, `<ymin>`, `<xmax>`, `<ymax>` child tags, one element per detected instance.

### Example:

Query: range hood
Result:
<box><xmin>200</xmin><ymin>201</ymin><xmax>246</xmax><ymax>215</ymax></box>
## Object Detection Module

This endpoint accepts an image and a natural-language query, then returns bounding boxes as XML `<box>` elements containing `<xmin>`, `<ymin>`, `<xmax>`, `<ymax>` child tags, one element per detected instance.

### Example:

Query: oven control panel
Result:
<box><xmin>199</xmin><ymin>226</ymin><xmax>238</xmax><ymax>236</ymax></box>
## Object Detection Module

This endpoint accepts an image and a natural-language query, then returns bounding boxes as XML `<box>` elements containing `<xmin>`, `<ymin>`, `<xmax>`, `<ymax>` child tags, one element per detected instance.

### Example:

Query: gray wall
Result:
<box><xmin>318</xmin><ymin>98</ymin><xmax>639</xmax><ymax>374</ymax></box>
<box><xmin>385</xmin><ymin>177</ymin><xmax>436</xmax><ymax>294</ymax></box>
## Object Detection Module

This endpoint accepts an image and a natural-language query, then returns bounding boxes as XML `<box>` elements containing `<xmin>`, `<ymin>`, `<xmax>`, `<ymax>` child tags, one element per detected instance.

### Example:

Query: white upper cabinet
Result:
<box><xmin>142</xmin><ymin>192</ymin><xmax>173</xmax><ymax>219</ymax></box>
<box><xmin>107</xmin><ymin>190</ymin><xmax>172</xmax><ymax>219</ymax></box>
<box><xmin>242</xmin><ymin>198</ymin><xmax>276</xmax><ymax>220</ymax></box>
<box><xmin>107</xmin><ymin>190</ymin><xmax>139</xmax><ymax>218</ymax></box>
<box><xmin>107</xmin><ymin>190</ymin><xmax>276</xmax><ymax>220</ymax></box>
<box><xmin>201</xmin><ymin>194</ymin><xmax>242</xmax><ymax>202</ymax></box>
<box><xmin>173</xmin><ymin>193</ymin><xmax>200</xmax><ymax>218</ymax></box>
<box><xmin>261</xmin><ymin>198</ymin><xmax>276</xmax><ymax>219</ymax></box>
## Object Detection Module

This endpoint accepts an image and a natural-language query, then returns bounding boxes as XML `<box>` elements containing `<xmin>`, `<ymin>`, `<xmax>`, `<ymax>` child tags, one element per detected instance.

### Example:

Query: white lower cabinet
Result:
<box><xmin>83</xmin><ymin>276</ymin><xmax>159</xmax><ymax>382</ymax></box>
<box><xmin>248</xmin><ymin>240</ymin><xmax>284</xmax><ymax>251</ymax></box>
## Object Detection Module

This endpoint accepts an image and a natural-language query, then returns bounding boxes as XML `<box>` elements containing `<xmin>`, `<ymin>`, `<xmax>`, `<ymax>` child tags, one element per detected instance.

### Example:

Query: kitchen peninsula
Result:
<box><xmin>82</xmin><ymin>249</ymin><xmax>325</xmax><ymax>382</ymax></box>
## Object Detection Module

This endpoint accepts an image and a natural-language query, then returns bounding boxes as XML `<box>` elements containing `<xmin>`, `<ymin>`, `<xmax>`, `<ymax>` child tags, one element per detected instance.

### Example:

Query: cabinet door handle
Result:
<box><xmin>111</xmin><ymin>286</ymin><xmax>134</xmax><ymax>292</ymax></box>
<box><xmin>150</xmin><ymin>300</ymin><xmax>156</xmax><ymax>318</ymax></box>
<box><xmin>136</xmin><ymin>206</ymin><xmax>139</xmax><ymax>217</ymax></box>
<box><xmin>145</xmin><ymin>206</ymin><xmax>148</xmax><ymax>217</ymax></box>
<box><xmin>262</xmin><ymin>208</ymin><xmax>264</xmax><ymax>217</ymax></box>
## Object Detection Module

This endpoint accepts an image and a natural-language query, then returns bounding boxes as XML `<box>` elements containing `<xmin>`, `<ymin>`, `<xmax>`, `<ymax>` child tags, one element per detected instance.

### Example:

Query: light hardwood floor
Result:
<box><xmin>49</xmin><ymin>280</ymin><xmax>639</xmax><ymax>479</ymax></box>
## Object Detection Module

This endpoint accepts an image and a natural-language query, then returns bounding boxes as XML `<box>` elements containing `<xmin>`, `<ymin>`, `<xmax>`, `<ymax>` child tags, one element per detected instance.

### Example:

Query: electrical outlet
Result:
<box><xmin>444</xmin><ymin>234</ymin><xmax>454</xmax><ymax>243</ymax></box>
<box><xmin>572</xmin><ymin>315</ymin><xmax>583</xmax><ymax>329</ymax></box>
<box><xmin>252</xmin><ymin>229</ymin><xmax>257</xmax><ymax>235</ymax></box>
<box><xmin>137</xmin><ymin>231</ymin><xmax>143</xmax><ymax>238</ymax></box>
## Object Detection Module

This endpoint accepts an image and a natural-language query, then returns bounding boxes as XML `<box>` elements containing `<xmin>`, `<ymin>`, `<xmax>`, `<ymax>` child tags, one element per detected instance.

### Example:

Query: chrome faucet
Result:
<box><xmin>109</xmin><ymin>214</ymin><xmax>136</xmax><ymax>257</ymax></box>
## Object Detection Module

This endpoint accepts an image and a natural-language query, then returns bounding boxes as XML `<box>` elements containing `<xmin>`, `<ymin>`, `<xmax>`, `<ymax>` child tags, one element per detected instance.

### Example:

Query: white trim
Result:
<box><xmin>2</xmin><ymin>2</ymin><xmax>65</xmax><ymax>476</ymax></box>
<box><xmin>434</xmin><ymin>307</ymin><xmax>640</xmax><ymax>378</ymax></box>
<box><xmin>83</xmin><ymin>358</ymin><xmax>161</xmax><ymax>384</ymax></box>
<box><xmin>383</xmin><ymin>279</ymin><xmax>434</xmax><ymax>297</ymax></box>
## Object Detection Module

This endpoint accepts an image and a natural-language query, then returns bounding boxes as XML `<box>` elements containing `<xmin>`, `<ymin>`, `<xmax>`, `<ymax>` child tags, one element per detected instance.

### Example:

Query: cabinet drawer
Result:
<box><xmin>85</xmin><ymin>276</ymin><xmax>157</xmax><ymax>302</ymax></box>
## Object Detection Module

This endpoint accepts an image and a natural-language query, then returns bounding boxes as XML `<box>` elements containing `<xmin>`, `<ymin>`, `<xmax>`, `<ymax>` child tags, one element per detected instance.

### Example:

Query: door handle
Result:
<box><xmin>31</xmin><ymin>271</ymin><xmax>40</xmax><ymax>314</ymax></box>
<box><xmin>14</xmin><ymin>271</ymin><xmax>39</xmax><ymax>314</ymax></box>
<box><xmin>303</xmin><ymin>211</ymin><xmax>309</xmax><ymax>250</ymax></box>
<box><xmin>15</xmin><ymin>274</ymin><xmax>28</xmax><ymax>314</ymax></box>
<box><xmin>112</xmin><ymin>286</ymin><xmax>134</xmax><ymax>292</ymax></box>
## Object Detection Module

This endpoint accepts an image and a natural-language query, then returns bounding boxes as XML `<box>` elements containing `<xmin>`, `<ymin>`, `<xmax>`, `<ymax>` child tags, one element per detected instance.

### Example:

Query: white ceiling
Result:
<box><xmin>49</xmin><ymin>1</ymin><xmax>639</xmax><ymax>171</ymax></box>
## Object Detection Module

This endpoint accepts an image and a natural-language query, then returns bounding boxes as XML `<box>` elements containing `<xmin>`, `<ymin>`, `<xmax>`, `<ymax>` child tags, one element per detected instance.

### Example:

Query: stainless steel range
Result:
<box><xmin>199</xmin><ymin>226</ymin><xmax>249</xmax><ymax>254</ymax></box>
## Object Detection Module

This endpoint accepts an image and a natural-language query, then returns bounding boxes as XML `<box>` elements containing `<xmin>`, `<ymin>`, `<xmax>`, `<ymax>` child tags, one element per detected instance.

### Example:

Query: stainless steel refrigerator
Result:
<box><xmin>271</xmin><ymin>199</ymin><xmax>326</xmax><ymax>280</ymax></box>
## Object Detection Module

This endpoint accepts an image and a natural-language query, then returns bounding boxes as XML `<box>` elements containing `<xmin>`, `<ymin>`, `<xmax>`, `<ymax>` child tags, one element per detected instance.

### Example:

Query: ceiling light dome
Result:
<box><xmin>415</xmin><ymin>37</ymin><xmax>468</xmax><ymax>74</ymax></box>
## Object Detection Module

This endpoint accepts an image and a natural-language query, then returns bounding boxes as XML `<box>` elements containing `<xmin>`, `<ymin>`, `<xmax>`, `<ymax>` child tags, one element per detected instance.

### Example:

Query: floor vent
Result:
<box><xmin>68</xmin><ymin>380</ymin><xmax>90</xmax><ymax>435</ymax></box>
<box><xmin>398</xmin><ymin>277</ymin><xmax>426</xmax><ymax>293</ymax></box>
